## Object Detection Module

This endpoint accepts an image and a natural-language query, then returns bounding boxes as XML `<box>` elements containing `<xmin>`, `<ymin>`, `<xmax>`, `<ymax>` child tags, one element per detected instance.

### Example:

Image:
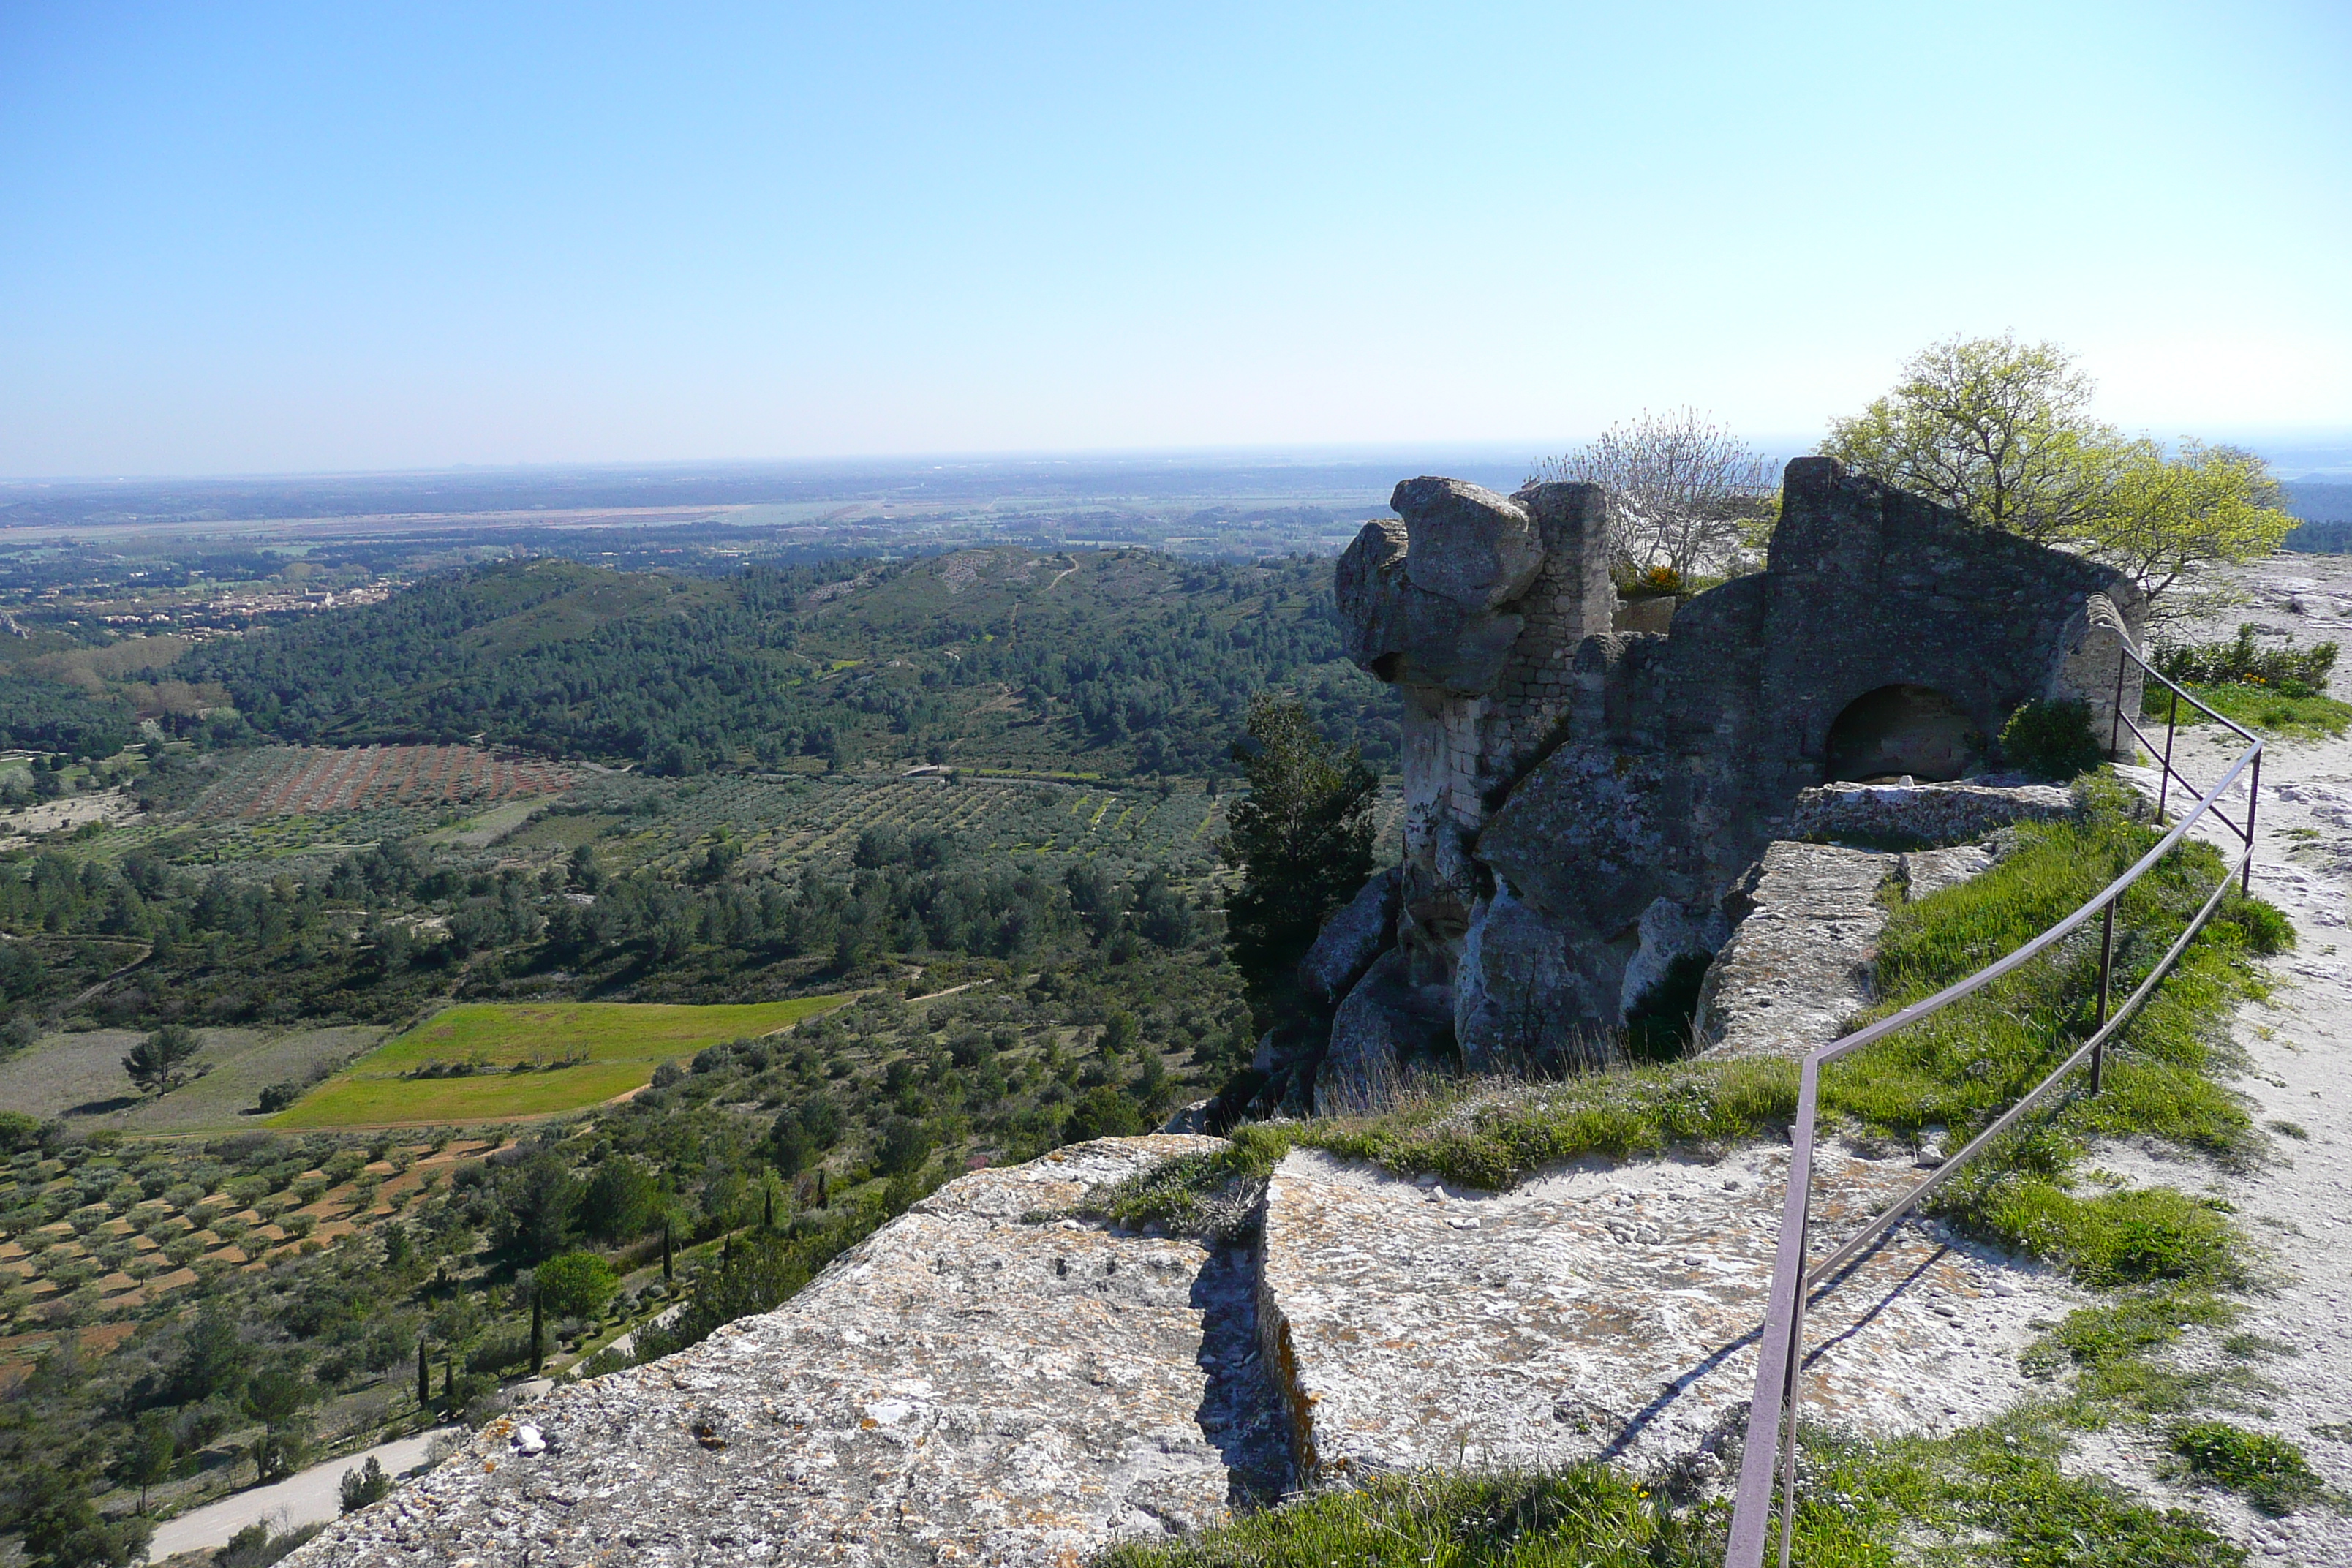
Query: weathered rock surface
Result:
<box><xmin>1298</xmin><ymin>869</ymin><xmax>1401</xmax><ymax>1010</ymax></box>
<box><xmin>1695</xmin><ymin>842</ymin><xmax>1895</xmax><ymax>1059</ymax></box>
<box><xmin>1392</xmin><ymin>478</ymin><xmax>1544</xmax><ymax>611</ymax></box>
<box><xmin>1787</xmin><ymin>780</ymin><xmax>2073</xmax><ymax>846</ymax></box>
<box><xmin>1255</xmin><ymin>1145</ymin><xmax>2076</xmax><ymax>1481</ymax></box>
<box><xmin>1899</xmin><ymin>837</ymin><xmax>2008</xmax><ymax>902</ymax></box>
<box><xmin>290</xmin><ymin>1137</ymin><xmax>1286</xmax><ymax>1568</ymax></box>
<box><xmin>1335</xmin><ymin>516</ymin><xmax>1525</xmax><ymax>695</ymax></box>
<box><xmin>1318</xmin><ymin>950</ymin><xmax>1452</xmax><ymax>1115</ymax></box>
<box><xmin>1451</xmin><ymin>886</ymin><xmax>1619</xmax><ymax>1074</ymax></box>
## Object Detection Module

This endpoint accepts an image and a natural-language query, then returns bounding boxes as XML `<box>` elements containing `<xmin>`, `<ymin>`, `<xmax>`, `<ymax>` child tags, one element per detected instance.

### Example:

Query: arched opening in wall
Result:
<box><xmin>1823</xmin><ymin>685</ymin><xmax>1983</xmax><ymax>783</ymax></box>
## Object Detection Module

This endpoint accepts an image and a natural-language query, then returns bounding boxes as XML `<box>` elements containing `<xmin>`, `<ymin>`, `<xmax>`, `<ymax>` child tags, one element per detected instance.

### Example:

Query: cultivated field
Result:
<box><xmin>269</xmin><ymin>998</ymin><xmax>847</xmax><ymax>1128</ymax></box>
<box><xmin>189</xmin><ymin>744</ymin><xmax>575</xmax><ymax>819</ymax></box>
<box><xmin>0</xmin><ymin>1025</ymin><xmax>388</xmax><ymax>1133</ymax></box>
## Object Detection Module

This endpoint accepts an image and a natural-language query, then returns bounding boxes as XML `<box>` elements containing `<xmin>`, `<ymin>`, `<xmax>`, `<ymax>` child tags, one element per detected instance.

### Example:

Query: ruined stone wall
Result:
<box><xmin>1307</xmin><ymin>457</ymin><xmax>2146</xmax><ymax>1107</ymax></box>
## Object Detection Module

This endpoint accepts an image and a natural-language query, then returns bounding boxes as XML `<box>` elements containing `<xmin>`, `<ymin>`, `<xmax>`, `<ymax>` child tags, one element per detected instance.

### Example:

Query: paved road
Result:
<box><xmin>148</xmin><ymin>1426</ymin><xmax>460</xmax><ymax>1560</ymax></box>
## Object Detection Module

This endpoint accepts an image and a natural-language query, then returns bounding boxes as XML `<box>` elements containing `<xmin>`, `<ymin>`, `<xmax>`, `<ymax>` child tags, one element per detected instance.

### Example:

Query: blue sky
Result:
<box><xmin>3</xmin><ymin>1</ymin><xmax>2347</xmax><ymax>477</ymax></box>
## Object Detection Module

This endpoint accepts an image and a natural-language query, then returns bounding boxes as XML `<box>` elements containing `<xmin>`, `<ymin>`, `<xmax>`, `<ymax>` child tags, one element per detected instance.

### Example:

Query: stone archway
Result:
<box><xmin>1823</xmin><ymin>684</ymin><xmax>1982</xmax><ymax>783</ymax></box>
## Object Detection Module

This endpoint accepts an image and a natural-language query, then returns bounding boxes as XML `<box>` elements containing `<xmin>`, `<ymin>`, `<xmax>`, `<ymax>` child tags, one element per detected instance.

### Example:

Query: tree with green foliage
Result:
<box><xmin>3</xmin><ymin>1461</ymin><xmax>152</xmax><ymax>1568</ymax></box>
<box><xmin>114</xmin><ymin>1413</ymin><xmax>176</xmax><ymax>1515</ymax></box>
<box><xmin>1823</xmin><ymin>332</ymin><xmax>2110</xmax><ymax>544</ymax></box>
<box><xmin>1221</xmin><ymin>696</ymin><xmax>1378</xmax><ymax>1028</ymax></box>
<box><xmin>875</xmin><ymin>1117</ymin><xmax>933</xmax><ymax>1177</ymax></box>
<box><xmin>533</xmin><ymin>1251</ymin><xmax>619</xmax><ymax>1321</ymax></box>
<box><xmin>578</xmin><ymin>1156</ymin><xmax>660</xmax><ymax>1243</ymax></box>
<box><xmin>1063</xmin><ymin>1084</ymin><xmax>1147</xmax><ymax>1142</ymax></box>
<box><xmin>491</xmin><ymin>1150</ymin><xmax>580</xmax><ymax>1264</ymax></box>
<box><xmin>241</xmin><ymin>1366</ymin><xmax>313</xmax><ymax>1484</ymax></box>
<box><xmin>339</xmin><ymin>1455</ymin><xmax>391</xmax><ymax>1515</ymax></box>
<box><xmin>2076</xmin><ymin>439</ymin><xmax>2297</xmax><ymax>623</ymax></box>
<box><xmin>1823</xmin><ymin>334</ymin><xmax>2295</xmax><ymax>621</ymax></box>
<box><xmin>121</xmin><ymin>1024</ymin><xmax>200</xmax><ymax>1096</ymax></box>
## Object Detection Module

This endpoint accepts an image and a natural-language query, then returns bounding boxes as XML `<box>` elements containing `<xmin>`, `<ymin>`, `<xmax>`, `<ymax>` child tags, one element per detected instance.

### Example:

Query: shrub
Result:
<box><xmin>339</xmin><ymin>1455</ymin><xmax>391</xmax><ymax>1514</ymax></box>
<box><xmin>534</xmin><ymin>1251</ymin><xmax>619</xmax><ymax>1321</ymax></box>
<box><xmin>252</xmin><ymin>1079</ymin><xmax>299</xmax><ymax>1112</ymax></box>
<box><xmin>1998</xmin><ymin>698</ymin><xmax>2102</xmax><ymax>780</ymax></box>
<box><xmin>1063</xmin><ymin>1085</ymin><xmax>1145</xmax><ymax>1142</ymax></box>
<box><xmin>2155</xmin><ymin>623</ymin><xmax>2337</xmax><ymax>693</ymax></box>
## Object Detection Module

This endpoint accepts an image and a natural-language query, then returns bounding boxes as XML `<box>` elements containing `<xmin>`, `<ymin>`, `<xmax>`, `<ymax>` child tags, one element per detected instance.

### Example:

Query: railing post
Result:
<box><xmin>2156</xmin><ymin>687</ymin><xmax>2179</xmax><ymax>822</ymax></box>
<box><xmin>1774</xmin><ymin>1210</ymin><xmax>1812</xmax><ymax>1568</ymax></box>
<box><xmin>2092</xmin><ymin>897</ymin><xmax>2114</xmax><ymax>1094</ymax></box>
<box><xmin>2244</xmin><ymin>748</ymin><xmax>2261</xmax><ymax>894</ymax></box>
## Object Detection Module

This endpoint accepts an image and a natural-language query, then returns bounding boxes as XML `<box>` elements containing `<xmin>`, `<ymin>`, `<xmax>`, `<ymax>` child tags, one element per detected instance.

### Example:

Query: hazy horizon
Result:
<box><xmin>5</xmin><ymin>4</ymin><xmax>2348</xmax><ymax>478</ymax></box>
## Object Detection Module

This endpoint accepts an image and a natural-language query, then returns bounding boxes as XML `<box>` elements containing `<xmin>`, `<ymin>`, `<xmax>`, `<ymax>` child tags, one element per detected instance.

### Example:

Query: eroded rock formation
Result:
<box><xmin>1300</xmin><ymin>457</ymin><xmax>2143</xmax><ymax>1109</ymax></box>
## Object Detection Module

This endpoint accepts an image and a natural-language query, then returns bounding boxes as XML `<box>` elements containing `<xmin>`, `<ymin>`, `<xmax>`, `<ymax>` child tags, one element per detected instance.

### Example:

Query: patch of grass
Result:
<box><xmin>2170</xmin><ymin>1420</ymin><xmax>2328</xmax><ymax>1515</ymax></box>
<box><xmin>1098</xmin><ymin>1429</ymin><xmax>2247</xmax><ymax>1568</ymax></box>
<box><xmin>271</xmin><ymin>998</ymin><xmax>845</xmax><ymax>1127</ymax></box>
<box><xmin>2146</xmin><ymin>679</ymin><xmax>2352</xmax><ymax>739</ymax></box>
<box><xmin>1306</xmin><ymin>1056</ymin><xmax>1800</xmax><ymax>1191</ymax></box>
<box><xmin>1060</xmin><ymin>1123</ymin><xmax>1292</xmax><ymax>1238</ymax></box>
<box><xmin>1098</xmin><ymin>1468</ymin><xmax>1725</xmax><ymax>1568</ymax></box>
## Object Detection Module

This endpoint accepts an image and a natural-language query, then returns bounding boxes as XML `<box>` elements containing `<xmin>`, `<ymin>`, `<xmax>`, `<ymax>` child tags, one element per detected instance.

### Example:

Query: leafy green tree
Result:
<box><xmin>767</xmin><ymin>1113</ymin><xmax>813</xmax><ymax>1176</ymax></box>
<box><xmin>121</xmin><ymin>1024</ymin><xmax>200</xmax><ymax>1096</ymax></box>
<box><xmin>1063</xmin><ymin>1085</ymin><xmax>1146</xmax><ymax>1142</ymax></box>
<box><xmin>533</xmin><ymin>1251</ymin><xmax>619</xmax><ymax>1321</ymax></box>
<box><xmin>164</xmin><ymin>1306</ymin><xmax>249</xmax><ymax>1405</ymax></box>
<box><xmin>241</xmin><ymin>1366</ymin><xmax>313</xmax><ymax>1483</ymax></box>
<box><xmin>875</xmin><ymin>1117</ymin><xmax>933</xmax><ymax>1177</ymax></box>
<box><xmin>2076</xmin><ymin>439</ymin><xmax>2297</xmax><ymax>623</ymax></box>
<box><xmin>1221</xmin><ymin>696</ymin><xmax>1377</xmax><ymax>1028</ymax></box>
<box><xmin>4</xmin><ymin>1461</ymin><xmax>152</xmax><ymax>1568</ymax></box>
<box><xmin>339</xmin><ymin>1455</ymin><xmax>390</xmax><ymax>1514</ymax></box>
<box><xmin>114</xmin><ymin>1413</ymin><xmax>176</xmax><ymax>1515</ymax></box>
<box><xmin>1822</xmin><ymin>332</ymin><xmax>2111</xmax><ymax>544</ymax></box>
<box><xmin>491</xmin><ymin>1150</ymin><xmax>581</xmax><ymax>1264</ymax></box>
<box><xmin>578</xmin><ymin>1157</ymin><xmax>660</xmax><ymax>1243</ymax></box>
<box><xmin>1825</xmin><ymin>336</ymin><xmax>2301</xmax><ymax>622</ymax></box>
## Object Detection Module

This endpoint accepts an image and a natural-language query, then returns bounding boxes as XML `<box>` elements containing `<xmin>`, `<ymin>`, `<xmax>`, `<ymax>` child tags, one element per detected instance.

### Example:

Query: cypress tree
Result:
<box><xmin>661</xmin><ymin>1220</ymin><xmax>673</xmax><ymax>1284</ymax></box>
<box><xmin>529</xmin><ymin>1294</ymin><xmax>544</xmax><ymax>1375</ymax></box>
<box><xmin>417</xmin><ymin>1341</ymin><xmax>429</xmax><ymax>1407</ymax></box>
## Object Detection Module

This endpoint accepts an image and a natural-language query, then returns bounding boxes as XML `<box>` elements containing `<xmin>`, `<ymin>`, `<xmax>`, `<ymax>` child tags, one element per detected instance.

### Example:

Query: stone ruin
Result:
<box><xmin>1276</xmin><ymin>456</ymin><xmax>2144</xmax><ymax>1112</ymax></box>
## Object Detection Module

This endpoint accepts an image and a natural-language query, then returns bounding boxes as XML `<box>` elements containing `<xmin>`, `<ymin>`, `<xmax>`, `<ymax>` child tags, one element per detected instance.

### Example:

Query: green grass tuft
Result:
<box><xmin>1098</xmin><ymin>1468</ymin><xmax>1725</xmax><ymax>1568</ymax></box>
<box><xmin>2146</xmin><ymin>679</ymin><xmax>2352</xmax><ymax>739</ymax></box>
<box><xmin>2170</xmin><ymin>1420</ymin><xmax>2328</xmax><ymax>1515</ymax></box>
<box><xmin>1305</xmin><ymin>1056</ymin><xmax>1799</xmax><ymax>1191</ymax></box>
<box><xmin>1063</xmin><ymin>1123</ymin><xmax>1294</xmax><ymax>1237</ymax></box>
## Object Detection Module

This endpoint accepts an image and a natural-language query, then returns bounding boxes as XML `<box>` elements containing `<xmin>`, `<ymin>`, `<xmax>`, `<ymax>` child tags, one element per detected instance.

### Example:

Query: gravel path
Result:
<box><xmin>148</xmin><ymin>1426</ymin><xmax>460</xmax><ymax>1560</ymax></box>
<box><xmin>2076</xmin><ymin>559</ymin><xmax>2352</xmax><ymax>1562</ymax></box>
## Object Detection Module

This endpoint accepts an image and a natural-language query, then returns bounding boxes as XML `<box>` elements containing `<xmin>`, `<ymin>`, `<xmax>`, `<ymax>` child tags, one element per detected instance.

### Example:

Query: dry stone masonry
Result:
<box><xmin>1289</xmin><ymin>457</ymin><xmax>2145</xmax><ymax>1111</ymax></box>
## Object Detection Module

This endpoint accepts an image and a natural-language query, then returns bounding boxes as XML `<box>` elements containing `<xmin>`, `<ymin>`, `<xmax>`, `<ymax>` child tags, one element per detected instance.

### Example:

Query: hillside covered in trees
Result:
<box><xmin>170</xmin><ymin>548</ymin><xmax>1398</xmax><ymax>780</ymax></box>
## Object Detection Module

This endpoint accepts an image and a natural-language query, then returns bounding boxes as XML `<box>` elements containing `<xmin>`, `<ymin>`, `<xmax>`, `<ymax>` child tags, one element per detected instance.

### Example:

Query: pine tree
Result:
<box><xmin>1221</xmin><ymin>696</ymin><xmax>1377</xmax><ymax>1028</ymax></box>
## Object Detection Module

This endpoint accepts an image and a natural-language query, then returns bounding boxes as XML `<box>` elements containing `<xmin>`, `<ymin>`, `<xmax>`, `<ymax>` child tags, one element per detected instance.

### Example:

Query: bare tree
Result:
<box><xmin>1531</xmin><ymin>409</ymin><xmax>1778</xmax><ymax>581</ymax></box>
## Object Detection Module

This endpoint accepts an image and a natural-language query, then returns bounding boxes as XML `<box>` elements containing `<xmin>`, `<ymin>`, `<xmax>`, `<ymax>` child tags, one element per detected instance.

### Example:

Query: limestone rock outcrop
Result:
<box><xmin>288</xmin><ymin>1138</ymin><xmax>1286</xmax><ymax>1568</ymax></box>
<box><xmin>1255</xmin><ymin>1145</ymin><xmax>2077</xmax><ymax>1482</ymax></box>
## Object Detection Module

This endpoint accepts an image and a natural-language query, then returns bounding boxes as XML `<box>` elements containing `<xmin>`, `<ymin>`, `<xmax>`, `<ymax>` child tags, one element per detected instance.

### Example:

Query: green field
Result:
<box><xmin>270</xmin><ymin>998</ymin><xmax>847</xmax><ymax>1127</ymax></box>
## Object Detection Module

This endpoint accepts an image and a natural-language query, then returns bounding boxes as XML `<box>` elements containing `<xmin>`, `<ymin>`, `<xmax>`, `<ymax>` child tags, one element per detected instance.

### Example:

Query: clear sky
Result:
<box><xmin>3</xmin><ymin>1</ymin><xmax>2347</xmax><ymax>478</ymax></box>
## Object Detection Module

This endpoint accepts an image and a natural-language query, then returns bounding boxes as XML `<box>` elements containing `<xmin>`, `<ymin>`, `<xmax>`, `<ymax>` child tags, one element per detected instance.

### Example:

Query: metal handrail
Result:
<box><xmin>1723</xmin><ymin>641</ymin><xmax>2263</xmax><ymax>1567</ymax></box>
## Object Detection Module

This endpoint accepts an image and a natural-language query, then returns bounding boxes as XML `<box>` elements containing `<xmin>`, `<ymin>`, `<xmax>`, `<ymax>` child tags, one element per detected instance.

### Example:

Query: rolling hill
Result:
<box><xmin>172</xmin><ymin>546</ymin><xmax>1399</xmax><ymax>778</ymax></box>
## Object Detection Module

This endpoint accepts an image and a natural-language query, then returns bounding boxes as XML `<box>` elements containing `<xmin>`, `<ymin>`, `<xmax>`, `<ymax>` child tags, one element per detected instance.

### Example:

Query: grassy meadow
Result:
<box><xmin>269</xmin><ymin>997</ymin><xmax>846</xmax><ymax>1127</ymax></box>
